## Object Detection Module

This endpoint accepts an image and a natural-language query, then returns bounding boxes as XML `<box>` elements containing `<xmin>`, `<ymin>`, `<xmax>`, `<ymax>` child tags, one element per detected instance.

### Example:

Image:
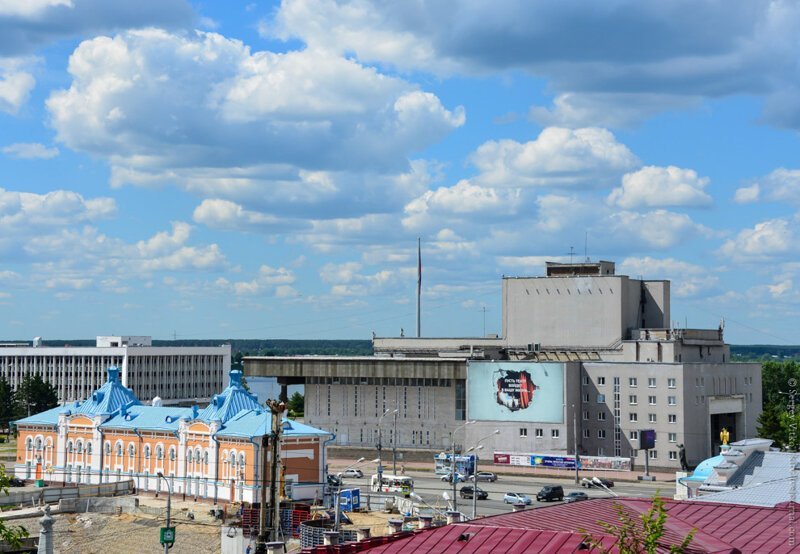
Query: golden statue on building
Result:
<box><xmin>720</xmin><ymin>427</ymin><xmax>730</xmax><ymax>446</ymax></box>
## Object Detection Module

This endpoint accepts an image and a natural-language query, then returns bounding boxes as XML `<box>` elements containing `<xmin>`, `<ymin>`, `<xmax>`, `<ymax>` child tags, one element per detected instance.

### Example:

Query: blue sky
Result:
<box><xmin>2</xmin><ymin>0</ymin><xmax>800</xmax><ymax>345</ymax></box>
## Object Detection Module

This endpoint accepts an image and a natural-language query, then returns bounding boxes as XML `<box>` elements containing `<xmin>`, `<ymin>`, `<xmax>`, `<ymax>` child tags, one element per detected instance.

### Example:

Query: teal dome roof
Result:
<box><xmin>692</xmin><ymin>454</ymin><xmax>724</xmax><ymax>479</ymax></box>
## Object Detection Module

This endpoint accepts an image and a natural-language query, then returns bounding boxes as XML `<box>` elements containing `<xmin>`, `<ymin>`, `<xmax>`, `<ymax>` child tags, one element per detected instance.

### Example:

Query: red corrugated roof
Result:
<box><xmin>304</xmin><ymin>498</ymin><xmax>800</xmax><ymax>554</ymax></box>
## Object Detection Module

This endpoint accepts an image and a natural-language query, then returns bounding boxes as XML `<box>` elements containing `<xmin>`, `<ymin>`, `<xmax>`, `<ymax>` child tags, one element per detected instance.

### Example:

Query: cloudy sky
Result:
<box><xmin>2</xmin><ymin>0</ymin><xmax>800</xmax><ymax>344</ymax></box>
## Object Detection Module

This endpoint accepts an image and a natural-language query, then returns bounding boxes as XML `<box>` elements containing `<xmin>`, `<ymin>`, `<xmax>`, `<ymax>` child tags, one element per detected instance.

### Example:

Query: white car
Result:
<box><xmin>440</xmin><ymin>472</ymin><xmax>466</xmax><ymax>483</ymax></box>
<box><xmin>338</xmin><ymin>468</ymin><xmax>364</xmax><ymax>478</ymax></box>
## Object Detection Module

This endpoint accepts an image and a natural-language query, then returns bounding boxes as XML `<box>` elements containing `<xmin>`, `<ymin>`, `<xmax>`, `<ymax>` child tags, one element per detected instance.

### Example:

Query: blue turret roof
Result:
<box><xmin>72</xmin><ymin>366</ymin><xmax>141</xmax><ymax>416</ymax></box>
<box><xmin>197</xmin><ymin>369</ymin><xmax>261</xmax><ymax>423</ymax></box>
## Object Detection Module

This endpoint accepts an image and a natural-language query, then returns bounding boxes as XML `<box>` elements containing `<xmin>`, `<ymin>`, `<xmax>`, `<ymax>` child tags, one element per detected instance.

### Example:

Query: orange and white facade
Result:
<box><xmin>14</xmin><ymin>368</ymin><xmax>331</xmax><ymax>503</ymax></box>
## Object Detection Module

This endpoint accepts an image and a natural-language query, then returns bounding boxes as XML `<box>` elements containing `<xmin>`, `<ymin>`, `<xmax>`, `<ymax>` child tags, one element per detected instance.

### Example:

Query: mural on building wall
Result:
<box><xmin>467</xmin><ymin>362</ymin><xmax>564</xmax><ymax>423</ymax></box>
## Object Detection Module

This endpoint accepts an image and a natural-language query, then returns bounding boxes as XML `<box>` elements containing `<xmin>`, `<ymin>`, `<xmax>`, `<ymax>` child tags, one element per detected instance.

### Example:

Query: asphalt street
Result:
<box><xmin>338</xmin><ymin>469</ymin><xmax>674</xmax><ymax>518</ymax></box>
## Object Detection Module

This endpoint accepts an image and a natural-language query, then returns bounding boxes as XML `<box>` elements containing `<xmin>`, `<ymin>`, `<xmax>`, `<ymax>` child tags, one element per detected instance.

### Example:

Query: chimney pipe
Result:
<box><xmin>446</xmin><ymin>511</ymin><xmax>461</xmax><ymax>525</ymax></box>
<box><xmin>265</xmin><ymin>541</ymin><xmax>284</xmax><ymax>554</ymax></box>
<box><xmin>418</xmin><ymin>515</ymin><xmax>433</xmax><ymax>529</ymax></box>
<box><xmin>387</xmin><ymin>519</ymin><xmax>403</xmax><ymax>534</ymax></box>
<box><xmin>356</xmin><ymin>527</ymin><xmax>371</xmax><ymax>541</ymax></box>
<box><xmin>323</xmin><ymin>531</ymin><xmax>340</xmax><ymax>546</ymax></box>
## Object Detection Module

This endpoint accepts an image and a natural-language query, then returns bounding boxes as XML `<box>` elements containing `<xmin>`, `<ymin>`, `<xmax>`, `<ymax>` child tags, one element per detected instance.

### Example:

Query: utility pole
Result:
<box><xmin>257</xmin><ymin>399</ymin><xmax>285</xmax><ymax>552</ymax></box>
<box><xmin>392</xmin><ymin>410</ymin><xmax>398</xmax><ymax>475</ymax></box>
<box><xmin>572</xmin><ymin>405</ymin><xmax>579</xmax><ymax>484</ymax></box>
<box><xmin>257</xmin><ymin>433</ymin><xmax>269</xmax><ymax>546</ymax></box>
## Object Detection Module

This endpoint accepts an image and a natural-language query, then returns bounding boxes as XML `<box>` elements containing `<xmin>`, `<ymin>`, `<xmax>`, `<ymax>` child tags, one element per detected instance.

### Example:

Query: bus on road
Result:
<box><xmin>370</xmin><ymin>474</ymin><xmax>414</xmax><ymax>497</ymax></box>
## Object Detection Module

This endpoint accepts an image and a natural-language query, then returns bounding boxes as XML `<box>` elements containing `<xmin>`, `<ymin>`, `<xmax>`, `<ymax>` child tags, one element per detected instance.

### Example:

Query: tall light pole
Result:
<box><xmin>377</xmin><ymin>409</ymin><xmax>397</xmax><ymax>485</ymax></box>
<box><xmin>157</xmin><ymin>472</ymin><xmax>172</xmax><ymax>554</ymax></box>
<box><xmin>335</xmin><ymin>457</ymin><xmax>365</xmax><ymax>531</ymax></box>
<box><xmin>450</xmin><ymin>420</ymin><xmax>474</xmax><ymax>512</ymax></box>
<box><xmin>572</xmin><ymin>403</ymin><xmax>580</xmax><ymax>485</ymax></box>
<box><xmin>466</xmin><ymin>429</ymin><xmax>499</xmax><ymax>520</ymax></box>
<box><xmin>392</xmin><ymin>409</ymin><xmax>399</xmax><ymax>475</ymax></box>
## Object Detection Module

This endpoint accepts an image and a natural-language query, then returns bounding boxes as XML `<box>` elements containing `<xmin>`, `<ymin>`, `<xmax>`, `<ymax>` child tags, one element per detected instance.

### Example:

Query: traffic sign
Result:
<box><xmin>160</xmin><ymin>526</ymin><xmax>176</xmax><ymax>545</ymax></box>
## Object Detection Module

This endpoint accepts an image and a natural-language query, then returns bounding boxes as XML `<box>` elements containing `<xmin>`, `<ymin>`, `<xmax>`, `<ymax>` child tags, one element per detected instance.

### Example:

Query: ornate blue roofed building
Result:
<box><xmin>14</xmin><ymin>367</ymin><xmax>332</xmax><ymax>503</ymax></box>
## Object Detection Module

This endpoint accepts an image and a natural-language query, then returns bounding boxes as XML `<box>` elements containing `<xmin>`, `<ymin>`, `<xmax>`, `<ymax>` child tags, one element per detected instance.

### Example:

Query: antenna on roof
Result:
<box><xmin>584</xmin><ymin>231</ymin><xmax>589</xmax><ymax>262</ymax></box>
<box><xmin>566</xmin><ymin>246</ymin><xmax>575</xmax><ymax>264</ymax></box>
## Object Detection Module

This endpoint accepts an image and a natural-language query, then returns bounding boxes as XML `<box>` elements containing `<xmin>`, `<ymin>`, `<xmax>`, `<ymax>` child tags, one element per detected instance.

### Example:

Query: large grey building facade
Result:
<box><xmin>246</xmin><ymin>261</ymin><xmax>761</xmax><ymax>470</ymax></box>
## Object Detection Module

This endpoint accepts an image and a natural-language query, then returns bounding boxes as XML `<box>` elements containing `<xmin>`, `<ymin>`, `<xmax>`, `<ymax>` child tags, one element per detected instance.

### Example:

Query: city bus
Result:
<box><xmin>370</xmin><ymin>474</ymin><xmax>414</xmax><ymax>497</ymax></box>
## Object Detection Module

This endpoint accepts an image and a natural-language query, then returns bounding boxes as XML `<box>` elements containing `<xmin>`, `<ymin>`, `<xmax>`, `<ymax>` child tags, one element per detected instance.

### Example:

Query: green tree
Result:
<box><xmin>0</xmin><ymin>466</ymin><xmax>29</xmax><ymax>547</ymax></box>
<box><xmin>581</xmin><ymin>495</ymin><xmax>695</xmax><ymax>554</ymax></box>
<box><xmin>287</xmin><ymin>392</ymin><xmax>304</xmax><ymax>416</ymax></box>
<box><xmin>757</xmin><ymin>361</ymin><xmax>800</xmax><ymax>450</ymax></box>
<box><xmin>14</xmin><ymin>375</ymin><xmax>59</xmax><ymax>418</ymax></box>
<box><xmin>0</xmin><ymin>376</ymin><xmax>14</xmax><ymax>430</ymax></box>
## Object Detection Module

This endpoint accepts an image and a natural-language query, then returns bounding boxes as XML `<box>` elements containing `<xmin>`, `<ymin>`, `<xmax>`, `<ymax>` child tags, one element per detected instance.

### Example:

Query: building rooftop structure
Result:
<box><xmin>307</xmin><ymin>497</ymin><xmax>800</xmax><ymax>553</ymax></box>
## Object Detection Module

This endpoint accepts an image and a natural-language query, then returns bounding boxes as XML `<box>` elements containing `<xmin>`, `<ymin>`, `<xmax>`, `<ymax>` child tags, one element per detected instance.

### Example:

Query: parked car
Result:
<box><xmin>470</xmin><ymin>471</ymin><xmax>498</xmax><ymax>482</ymax></box>
<box><xmin>503</xmin><ymin>492</ymin><xmax>532</xmax><ymax>505</ymax></box>
<box><xmin>536</xmin><ymin>485</ymin><xmax>564</xmax><ymax>502</ymax></box>
<box><xmin>581</xmin><ymin>477</ymin><xmax>614</xmax><ymax>489</ymax></box>
<box><xmin>440</xmin><ymin>472</ymin><xmax>466</xmax><ymax>483</ymax></box>
<box><xmin>338</xmin><ymin>468</ymin><xmax>364</xmax><ymax>478</ymax></box>
<box><xmin>327</xmin><ymin>474</ymin><xmax>342</xmax><ymax>488</ymax></box>
<box><xmin>8</xmin><ymin>477</ymin><xmax>24</xmax><ymax>487</ymax></box>
<box><xmin>459</xmin><ymin>486</ymin><xmax>488</xmax><ymax>500</ymax></box>
<box><xmin>563</xmin><ymin>491</ymin><xmax>589</xmax><ymax>503</ymax></box>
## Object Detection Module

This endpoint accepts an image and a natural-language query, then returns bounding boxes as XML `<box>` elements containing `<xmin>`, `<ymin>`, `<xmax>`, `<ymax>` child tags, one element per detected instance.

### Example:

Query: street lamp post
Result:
<box><xmin>466</xmin><ymin>429</ymin><xmax>499</xmax><ymax>520</ymax></box>
<box><xmin>392</xmin><ymin>410</ymin><xmax>398</xmax><ymax>475</ymax></box>
<box><xmin>450</xmin><ymin>420</ymin><xmax>474</xmax><ymax>512</ymax></box>
<box><xmin>157</xmin><ymin>472</ymin><xmax>173</xmax><ymax>554</ymax></box>
<box><xmin>335</xmin><ymin>457</ymin><xmax>365</xmax><ymax>531</ymax></box>
<box><xmin>590</xmin><ymin>476</ymin><xmax>618</xmax><ymax>497</ymax></box>
<box><xmin>377</xmin><ymin>409</ymin><xmax>397</xmax><ymax>485</ymax></box>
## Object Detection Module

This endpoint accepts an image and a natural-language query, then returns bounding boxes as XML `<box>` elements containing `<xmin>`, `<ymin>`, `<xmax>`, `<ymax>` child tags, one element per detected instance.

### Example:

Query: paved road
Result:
<box><xmin>339</xmin><ymin>470</ymin><xmax>673</xmax><ymax>518</ymax></box>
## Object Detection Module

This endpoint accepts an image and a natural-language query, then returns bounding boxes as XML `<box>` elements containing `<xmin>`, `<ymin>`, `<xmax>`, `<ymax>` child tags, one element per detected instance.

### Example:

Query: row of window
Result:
<box><xmin>582</xmin><ymin>412</ymin><xmax>677</xmax><ymax>424</ymax></box>
<box><xmin>588</xmin><ymin>376</ymin><xmax>677</xmax><ymax>388</ymax></box>
<box><xmin>309</xmin><ymin>376</ymin><xmax>452</xmax><ymax>387</ymax></box>
<box><xmin>585</xmin><ymin>393</ymin><xmax>677</xmax><ymax>406</ymax></box>
<box><xmin>519</xmin><ymin>428</ymin><xmax>559</xmax><ymax>438</ymax></box>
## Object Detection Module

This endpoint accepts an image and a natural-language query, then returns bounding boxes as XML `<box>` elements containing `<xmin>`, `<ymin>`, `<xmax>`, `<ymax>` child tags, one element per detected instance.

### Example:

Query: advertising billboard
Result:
<box><xmin>640</xmin><ymin>429</ymin><xmax>656</xmax><ymax>450</ymax></box>
<box><xmin>467</xmin><ymin>361</ymin><xmax>564</xmax><ymax>423</ymax></box>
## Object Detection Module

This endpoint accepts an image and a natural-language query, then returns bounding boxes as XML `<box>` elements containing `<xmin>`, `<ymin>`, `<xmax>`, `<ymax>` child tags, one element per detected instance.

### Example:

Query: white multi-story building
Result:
<box><xmin>0</xmin><ymin>336</ymin><xmax>231</xmax><ymax>405</ymax></box>
<box><xmin>246</xmin><ymin>261</ymin><xmax>762</xmax><ymax>470</ymax></box>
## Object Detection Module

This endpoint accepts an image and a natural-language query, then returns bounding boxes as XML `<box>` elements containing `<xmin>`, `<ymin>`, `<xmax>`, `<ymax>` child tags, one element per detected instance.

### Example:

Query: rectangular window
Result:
<box><xmin>629</xmin><ymin>377</ymin><xmax>638</xmax><ymax>387</ymax></box>
<box><xmin>629</xmin><ymin>395</ymin><xmax>638</xmax><ymax>405</ymax></box>
<box><xmin>583</xmin><ymin>429</ymin><xmax>590</xmax><ymax>439</ymax></box>
<box><xmin>551</xmin><ymin>429</ymin><xmax>560</xmax><ymax>438</ymax></box>
<box><xmin>596</xmin><ymin>394</ymin><xmax>605</xmax><ymax>403</ymax></box>
<box><xmin>649</xmin><ymin>450</ymin><xmax>658</xmax><ymax>459</ymax></box>
<box><xmin>668</xmin><ymin>378</ymin><xmax>676</xmax><ymax>388</ymax></box>
<box><xmin>597</xmin><ymin>376</ymin><xmax>606</xmax><ymax>386</ymax></box>
<box><xmin>668</xmin><ymin>396</ymin><xmax>676</xmax><ymax>406</ymax></box>
<box><xmin>668</xmin><ymin>433</ymin><xmax>677</xmax><ymax>443</ymax></box>
<box><xmin>648</xmin><ymin>378</ymin><xmax>657</xmax><ymax>388</ymax></box>
<box><xmin>648</xmin><ymin>395</ymin><xmax>657</xmax><ymax>405</ymax></box>
<box><xmin>535</xmin><ymin>428</ymin><xmax>543</xmax><ymax>438</ymax></box>
<box><xmin>583</xmin><ymin>411</ymin><xmax>589</xmax><ymax>420</ymax></box>
<box><xmin>454</xmin><ymin>381</ymin><xmax>466</xmax><ymax>421</ymax></box>
<box><xmin>668</xmin><ymin>414</ymin><xmax>677</xmax><ymax>424</ymax></box>
<box><xmin>583</xmin><ymin>393</ymin><xmax>590</xmax><ymax>403</ymax></box>
<box><xmin>597</xmin><ymin>447</ymin><xmax>605</xmax><ymax>456</ymax></box>
<box><xmin>629</xmin><ymin>413</ymin><xmax>638</xmax><ymax>422</ymax></box>
<box><xmin>598</xmin><ymin>412</ymin><xmax>606</xmax><ymax>421</ymax></box>
<box><xmin>582</xmin><ymin>375</ymin><xmax>589</xmax><ymax>385</ymax></box>
<box><xmin>669</xmin><ymin>451</ymin><xmax>677</xmax><ymax>461</ymax></box>
<box><xmin>630</xmin><ymin>430</ymin><xmax>639</xmax><ymax>440</ymax></box>
<box><xmin>649</xmin><ymin>413</ymin><xmax>657</xmax><ymax>423</ymax></box>
<box><xmin>597</xmin><ymin>429</ymin><xmax>606</xmax><ymax>439</ymax></box>
<box><xmin>519</xmin><ymin>428</ymin><xmax>528</xmax><ymax>438</ymax></box>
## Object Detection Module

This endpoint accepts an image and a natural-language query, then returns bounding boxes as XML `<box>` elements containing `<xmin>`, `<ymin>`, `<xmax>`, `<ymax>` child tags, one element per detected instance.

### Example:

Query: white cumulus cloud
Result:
<box><xmin>608</xmin><ymin>166</ymin><xmax>712</xmax><ymax>209</ymax></box>
<box><xmin>1</xmin><ymin>142</ymin><xmax>59</xmax><ymax>159</ymax></box>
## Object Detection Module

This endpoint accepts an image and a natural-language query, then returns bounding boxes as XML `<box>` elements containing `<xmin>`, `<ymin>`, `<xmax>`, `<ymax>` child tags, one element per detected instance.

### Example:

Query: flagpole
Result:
<box><xmin>416</xmin><ymin>238</ymin><xmax>421</xmax><ymax>338</ymax></box>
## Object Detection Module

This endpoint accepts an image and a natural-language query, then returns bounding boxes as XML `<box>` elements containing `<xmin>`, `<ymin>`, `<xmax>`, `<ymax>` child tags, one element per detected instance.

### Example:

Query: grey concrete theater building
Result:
<box><xmin>245</xmin><ymin>261</ymin><xmax>761</xmax><ymax>470</ymax></box>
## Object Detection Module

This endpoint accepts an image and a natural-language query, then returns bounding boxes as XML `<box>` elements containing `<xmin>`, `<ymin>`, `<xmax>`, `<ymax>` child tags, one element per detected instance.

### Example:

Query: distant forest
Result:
<box><xmin>20</xmin><ymin>339</ymin><xmax>800</xmax><ymax>362</ymax></box>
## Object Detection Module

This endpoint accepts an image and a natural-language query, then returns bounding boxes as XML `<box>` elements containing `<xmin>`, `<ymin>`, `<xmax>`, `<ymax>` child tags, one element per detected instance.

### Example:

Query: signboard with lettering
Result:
<box><xmin>468</xmin><ymin>362</ymin><xmax>564</xmax><ymax>423</ymax></box>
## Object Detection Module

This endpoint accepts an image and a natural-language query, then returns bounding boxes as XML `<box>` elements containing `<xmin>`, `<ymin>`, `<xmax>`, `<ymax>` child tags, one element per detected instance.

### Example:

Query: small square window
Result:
<box><xmin>629</xmin><ymin>413</ymin><xmax>638</xmax><ymax>422</ymax></box>
<box><xmin>668</xmin><ymin>396</ymin><xmax>676</xmax><ymax>406</ymax></box>
<box><xmin>551</xmin><ymin>429</ymin><xmax>560</xmax><ymax>438</ymax></box>
<box><xmin>668</xmin><ymin>432</ymin><xmax>677</xmax><ymax>442</ymax></box>
<box><xmin>669</xmin><ymin>451</ymin><xmax>677</xmax><ymax>461</ymax></box>
<box><xmin>668</xmin><ymin>414</ymin><xmax>677</xmax><ymax>424</ymax></box>
<box><xmin>597</xmin><ymin>376</ymin><xmax>606</xmax><ymax>386</ymax></box>
<box><xmin>535</xmin><ymin>428</ymin><xmax>543</xmax><ymax>438</ymax></box>
<box><xmin>583</xmin><ymin>411</ymin><xmax>589</xmax><ymax>420</ymax></box>
<box><xmin>629</xmin><ymin>377</ymin><xmax>638</xmax><ymax>387</ymax></box>
<box><xmin>648</xmin><ymin>395</ymin><xmax>657</xmax><ymax>405</ymax></box>
<box><xmin>583</xmin><ymin>429</ymin><xmax>590</xmax><ymax>439</ymax></box>
<box><xmin>597</xmin><ymin>394</ymin><xmax>605</xmax><ymax>403</ymax></box>
<box><xmin>582</xmin><ymin>375</ymin><xmax>589</xmax><ymax>386</ymax></box>
<box><xmin>583</xmin><ymin>393</ymin><xmax>590</xmax><ymax>403</ymax></box>
<box><xmin>598</xmin><ymin>412</ymin><xmax>606</xmax><ymax>421</ymax></box>
<box><xmin>649</xmin><ymin>450</ymin><xmax>658</xmax><ymax>459</ymax></box>
<box><xmin>630</xmin><ymin>430</ymin><xmax>639</xmax><ymax>440</ymax></box>
<box><xmin>649</xmin><ymin>413</ymin><xmax>657</xmax><ymax>423</ymax></box>
<box><xmin>668</xmin><ymin>378</ymin><xmax>676</xmax><ymax>388</ymax></box>
<box><xmin>648</xmin><ymin>378</ymin><xmax>657</xmax><ymax>388</ymax></box>
<box><xmin>629</xmin><ymin>395</ymin><xmax>638</xmax><ymax>405</ymax></box>
<box><xmin>598</xmin><ymin>429</ymin><xmax>606</xmax><ymax>439</ymax></box>
<box><xmin>519</xmin><ymin>428</ymin><xmax>528</xmax><ymax>437</ymax></box>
